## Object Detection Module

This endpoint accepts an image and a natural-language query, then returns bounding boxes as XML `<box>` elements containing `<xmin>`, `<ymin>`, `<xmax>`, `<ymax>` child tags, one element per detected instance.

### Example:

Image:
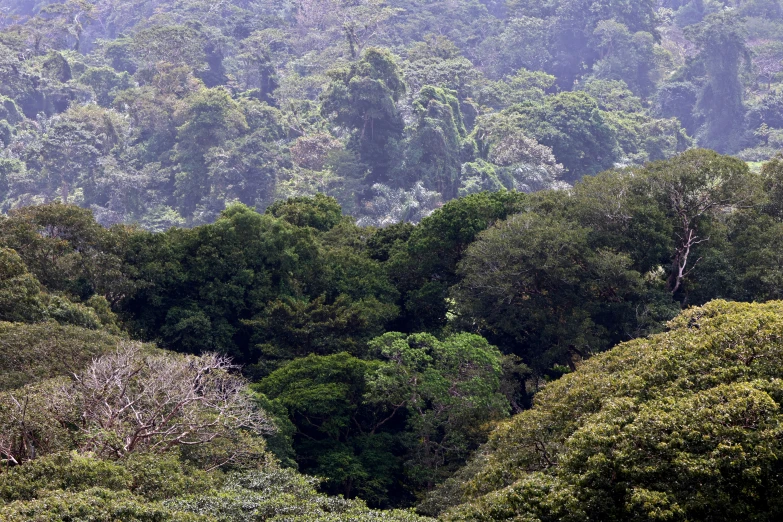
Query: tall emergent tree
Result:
<box><xmin>321</xmin><ymin>48</ymin><xmax>406</xmax><ymax>184</ymax></box>
<box><xmin>687</xmin><ymin>11</ymin><xmax>749</xmax><ymax>153</ymax></box>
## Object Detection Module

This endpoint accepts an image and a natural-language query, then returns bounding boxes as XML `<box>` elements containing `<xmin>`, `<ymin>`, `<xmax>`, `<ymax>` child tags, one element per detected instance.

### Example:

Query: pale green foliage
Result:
<box><xmin>0</xmin><ymin>452</ymin><xmax>220</xmax><ymax>503</ymax></box>
<box><xmin>470</xmin><ymin>112</ymin><xmax>566</xmax><ymax>194</ymax></box>
<box><xmin>0</xmin><ymin>321</ymin><xmax>120</xmax><ymax>391</ymax></box>
<box><xmin>0</xmin><ymin>487</ymin><xmax>207</xmax><ymax>521</ymax></box>
<box><xmin>356</xmin><ymin>182</ymin><xmax>442</xmax><ymax>227</ymax></box>
<box><xmin>0</xmin><ymin>247</ymin><xmax>47</xmax><ymax>323</ymax></box>
<box><xmin>0</xmin><ymin>455</ymin><xmax>433</xmax><ymax>521</ymax></box>
<box><xmin>166</xmin><ymin>468</ymin><xmax>431</xmax><ymax>521</ymax></box>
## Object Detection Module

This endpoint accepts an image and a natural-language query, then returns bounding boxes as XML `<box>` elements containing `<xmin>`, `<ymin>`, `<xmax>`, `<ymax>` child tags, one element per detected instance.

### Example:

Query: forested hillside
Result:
<box><xmin>3</xmin><ymin>0</ymin><xmax>775</xmax><ymax>228</ymax></box>
<box><xmin>2</xmin><ymin>148</ymin><xmax>783</xmax><ymax>517</ymax></box>
<box><xmin>5</xmin><ymin>0</ymin><xmax>783</xmax><ymax>520</ymax></box>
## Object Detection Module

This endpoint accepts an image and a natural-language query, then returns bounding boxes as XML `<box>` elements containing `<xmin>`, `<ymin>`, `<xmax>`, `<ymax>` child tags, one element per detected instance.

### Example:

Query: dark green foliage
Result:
<box><xmin>453</xmin><ymin>212</ymin><xmax>645</xmax><ymax>371</ymax></box>
<box><xmin>367</xmin><ymin>332</ymin><xmax>509</xmax><ymax>490</ymax></box>
<box><xmin>655</xmin><ymin>81</ymin><xmax>701</xmax><ymax>135</ymax></box>
<box><xmin>0</xmin><ymin>203</ymin><xmax>136</xmax><ymax>304</ymax></box>
<box><xmin>174</xmin><ymin>88</ymin><xmax>249</xmax><ymax>214</ymax></box>
<box><xmin>255</xmin><ymin>330</ymin><xmax>510</xmax><ymax>506</ymax></box>
<box><xmin>447</xmin><ymin>150</ymin><xmax>766</xmax><ymax>371</ymax></box>
<box><xmin>0</xmin><ymin>247</ymin><xmax>48</xmax><ymax>324</ymax></box>
<box><xmin>386</xmin><ymin>191</ymin><xmax>528</xmax><ymax>332</ymax></box>
<box><xmin>78</xmin><ymin>66</ymin><xmax>132</xmax><ymax>107</ymax></box>
<box><xmin>254</xmin><ymin>353</ymin><xmax>400</xmax><ymax>502</ymax></box>
<box><xmin>121</xmin><ymin>203</ymin><xmax>321</xmax><ymax>361</ymax></box>
<box><xmin>321</xmin><ymin>48</ymin><xmax>406</xmax><ymax>183</ymax></box>
<box><xmin>266</xmin><ymin>194</ymin><xmax>344</xmax><ymax>231</ymax></box>
<box><xmin>120</xmin><ymin>202</ymin><xmax>398</xmax><ymax>367</ymax></box>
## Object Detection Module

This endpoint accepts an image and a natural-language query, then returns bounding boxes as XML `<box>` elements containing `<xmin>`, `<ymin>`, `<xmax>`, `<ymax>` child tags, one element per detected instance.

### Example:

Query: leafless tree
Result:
<box><xmin>1</xmin><ymin>343</ymin><xmax>273</xmax><ymax>467</ymax></box>
<box><xmin>65</xmin><ymin>342</ymin><xmax>273</xmax><ymax>458</ymax></box>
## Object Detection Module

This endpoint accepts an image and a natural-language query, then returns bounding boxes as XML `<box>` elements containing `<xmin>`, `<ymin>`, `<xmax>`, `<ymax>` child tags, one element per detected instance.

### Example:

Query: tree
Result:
<box><xmin>120</xmin><ymin>203</ymin><xmax>322</xmax><ymax>362</ymax></box>
<box><xmin>504</xmin><ymin>0</ymin><xmax>659</xmax><ymax>87</ymax></box>
<box><xmin>265</xmin><ymin>193</ymin><xmax>343</xmax><ymax>231</ymax></box>
<box><xmin>641</xmin><ymin>149</ymin><xmax>761</xmax><ymax>294</ymax></box>
<box><xmin>0</xmin><ymin>462</ymin><xmax>431</xmax><ymax>521</ymax></box>
<box><xmin>320</xmin><ymin>48</ymin><xmax>406</xmax><ymax>183</ymax></box>
<box><xmin>404</xmin><ymin>86</ymin><xmax>469</xmax><ymax>200</ymax></box>
<box><xmin>0</xmin><ymin>343</ymin><xmax>272</xmax><ymax>466</ymax></box>
<box><xmin>131</xmin><ymin>25</ymin><xmax>207</xmax><ymax>79</ymax></box>
<box><xmin>687</xmin><ymin>11</ymin><xmax>749</xmax><ymax>153</ymax></box>
<box><xmin>583</xmin><ymin>80</ymin><xmax>691</xmax><ymax>164</ymax></box>
<box><xmin>367</xmin><ymin>332</ymin><xmax>510</xmax><ymax>490</ymax></box>
<box><xmin>174</xmin><ymin>88</ymin><xmax>249</xmax><ymax>215</ymax></box>
<box><xmin>655</xmin><ymin>81</ymin><xmax>701</xmax><ymax>136</ymax></box>
<box><xmin>77</xmin><ymin>66</ymin><xmax>132</xmax><ymax>107</ymax></box>
<box><xmin>505</xmin><ymin>92</ymin><xmax>619</xmax><ymax>182</ymax></box>
<box><xmin>452</xmin><ymin>211</ymin><xmax>645</xmax><ymax>372</ymax></box>
<box><xmin>433</xmin><ymin>300</ymin><xmax>783</xmax><ymax>521</ymax></box>
<box><xmin>0</xmin><ymin>203</ymin><xmax>136</xmax><ymax>305</ymax></box>
<box><xmin>0</xmin><ymin>246</ymin><xmax>47</xmax><ymax>323</ymax></box>
<box><xmin>590</xmin><ymin>20</ymin><xmax>657</xmax><ymax>97</ymax></box>
<box><xmin>253</xmin><ymin>352</ymin><xmax>403</xmax><ymax>503</ymax></box>
<box><xmin>471</xmin><ymin>111</ymin><xmax>565</xmax><ymax>193</ymax></box>
<box><xmin>0</xmin><ymin>322</ymin><xmax>119</xmax><ymax>392</ymax></box>
<box><xmin>386</xmin><ymin>190</ymin><xmax>528</xmax><ymax>332</ymax></box>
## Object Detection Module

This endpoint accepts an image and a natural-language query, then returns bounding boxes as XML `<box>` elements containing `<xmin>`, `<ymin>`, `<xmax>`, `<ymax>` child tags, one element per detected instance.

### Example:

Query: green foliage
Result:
<box><xmin>0</xmin><ymin>454</ymin><xmax>431</xmax><ymax>521</ymax></box>
<box><xmin>0</xmin><ymin>487</ymin><xmax>206</xmax><ymax>521</ymax></box>
<box><xmin>687</xmin><ymin>11</ymin><xmax>749</xmax><ymax>153</ymax></box>
<box><xmin>0</xmin><ymin>203</ymin><xmax>136</xmax><ymax>304</ymax></box>
<box><xmin>0</xmin><ymin>244</ymin><xmax>114</xmax><ymax>330</ymax></box>
<box><xmin>266</xmin><ymin>194</ymin><xmax>344</xmax><ymax>231</ymax></box>
<box><xmin>0</xmin><ymin>452</ymin><xmax>220</xmax><ymax>504</ymax></box>
<box><xmin>0</xmin><ymin>247</ymin><xmax>47</xmax><ymax>324</ymax></box>
<box><xmin>174</xmin><ymin>88</ymin><xmax>249</xmax><ymax>214</ymax></box>
<box><xmin>166</xmin><ymin>468</ymin><xmax>432</xmax><ymax>521</ymax></box>
<box><xmin>5</xmin><ymin>0</ymin><xmax>783</xmax><ymax>514</ymax></box>
<box><xmin>255</xmin><ymin>329</ymin><xmax>510</xmax><ymax>505</ymax></box>
<box><xmin>368</xmin><ymin>332</ymin><xmax>510</xmax><ymax>490</ymax></box>
<box><xmin>452</xmin><ymin>212</ymin><xmax>645</xmax><ymax>371</ymax></box>
<box><xmin>78</xmin><ymin>66</ymin><xmax>132</xmax><ymax>107</ymax></box>
<box><xmin>386</xmin><ymin>190</ymin><xmax>528</xmax><ymax>332</ymax></box>
<box><xmin>122</xmin><ymin>202</ymin><xmax>397</xmax><ymax>366</ymax></box>
<box><xmin>470</xmin><ymin>111</ymin><xmax>565</xmax><ymax>193</ymax></box>
<box><xmin>505</xmin><ymin>92</ymin><xmax>619</xmax><ymax>181</ymax></box>
<box><xmin>404</xmin><ymin>86</ymin><xmax>469</xmax><ymax>199</ymax></box>
<box><xmin>254</xmin><ymin>353</ymin><xmax>397</xmax><ymax>502</ymax></box>
<box><xmin>321</xmin><ymin>48</ymin><xmax>406</xmax><ymax>182</ymax></box>
<box><xmin>0</xmin><ymin>0</ymin><xmax>724</xmax><ymax>227</ymax></box>
<box><xmin>434</xmin><ymin>300</ymin><xmax>783</xmax><ymax>521</ymax></box>
<box><xmin>0</xmin><ymin>322</ymin><xmax>120</xmax><ymax>391</ymax></box>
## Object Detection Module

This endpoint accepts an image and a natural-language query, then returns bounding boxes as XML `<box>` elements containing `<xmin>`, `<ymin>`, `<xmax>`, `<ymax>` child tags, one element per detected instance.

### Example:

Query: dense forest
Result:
<box><xmin>5</xmin><ymin>0</ymin><xmax>783</xmax><ymax>520</ymax></box>
<box><xmin>5</xmin><ymin>0</ymin><xmax>779</xmax><ymax>228</ymax></box>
